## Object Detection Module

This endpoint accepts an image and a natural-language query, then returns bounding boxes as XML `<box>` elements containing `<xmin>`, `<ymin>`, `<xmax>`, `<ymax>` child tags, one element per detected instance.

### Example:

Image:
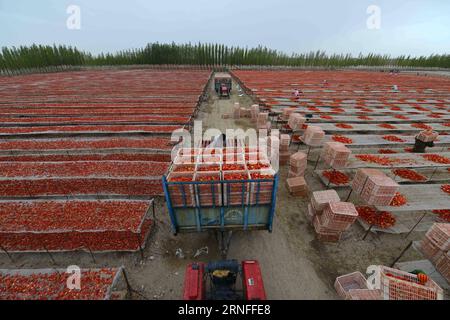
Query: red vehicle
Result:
<box><xmin>219</xmin><ymin>84</ymin><xmax>230</xmax><ymax>98</ymax></box>
<box><xmin>183</xmin><ymin>260</ymin><xmax>266</xmax><ymax>300</ymax></box>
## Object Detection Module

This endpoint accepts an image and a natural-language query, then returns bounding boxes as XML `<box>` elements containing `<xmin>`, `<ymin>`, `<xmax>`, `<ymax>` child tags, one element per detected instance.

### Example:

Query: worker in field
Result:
<box><xmin>293</xmin><ymin>89</ymin><xmax>301</xmax><ymax>97</ymax></box>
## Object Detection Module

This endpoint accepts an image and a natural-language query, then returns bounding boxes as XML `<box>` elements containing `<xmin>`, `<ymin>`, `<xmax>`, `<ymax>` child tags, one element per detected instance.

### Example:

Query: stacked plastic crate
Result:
<box><xmin>419</xmin><ymin>223</ymin><xmax>450</xmax><ymax>283</ymax></box>
<box><xmin>286</xmin><ymin>176</ymin><xmax>308</xmax><ymax>197</ymax></box>
<box><xmin>279</xmin><ymin>134</ymin><xmax>291</xmax><ymax>165</ymax></box>
<box><xmin>233</xmin><ymin>102</ymin><xmax>241</xmax><ymax>119</ymax></box>
<box><xmin>302</xmin><ymin>126</ymin><xmax>325</xmax><ymax>146</ymax></box>
<box><xmin>199</xmin><ymin>148</ymin><xmax>224</xmax><ymax>207</ymax></box>
<box><xmin>289</xmin><ymin>152</ymin><xmax>307</xmax><ymax>178</ymax></box>
<box><xmin>257</xmin><ymin>112</ymin><xmax>269</xmax><ymax>130</ymax></box>
<box><xmin>416</xmin><ymin>130</ymin><xmax>439</xmax><ymax>143</ymax></box>
<box><xmin>250</xmin><ymin>104</ymin><xmax>260</xmax><ymax>123</ymax></box>
<box><xmin>351</xmin><ymin>168</ymin><xmax>399</xmax><ymax>206</ymax></box>
<box><xmin>222</xmin><ymin>147</ymin><xmax>247</xmax><ymax>206</ymax></box>
<box><xmin>287</xmin><ymin>113</ymin><xmax>305</xmax><ymax>131</ymax></box>
<box><xmin>322</xmin><ymin>142</ymin><xmax>351</xmax><ymax>169</ymax></box>
<box><xmin>351</xmin><ymin>169</ymin><xmax>385</xmax><ymax>195</ymax></box>
<box><xmin>306</xmin><ymin>190</ymin><xmax>340</xmax><ymax>223</ymax></box>
<box><xmin>282</xmin><ymin>107</ymin><xmax>296</xmax><ymax>121</ymax></box>
<box><xmin>168</xmin><ymin>148</ymin><xmax>199</xmax><ymax>207</ymax></box>
<box><xmin>308</xmin><ymin>190</ymin><xmax>359</xmax><ymax>242</ymax></box>
<box><xmin>240</xmin><ymin>107</ymin><xmax>251</xmax><ymax>118</ymax></box>
<box><xmin>245</xmin><ymin>145</ymin><xmax>274</xmax><ymax>205</ymax></box>
<box><xmin>167</xmin><ymin>146</ymin><xmax>276</xmax><ymax>208</ymax></box>
<box><xmin>335</xmin><ymin>265</ymin><xmax>444</xmax><ymax>300</ymax></box>
<box><xmin>249</xmin><ymin>169</ymin><xmax>275</xmax><ymax>205</ymax></box>
<box><xmin>334</xmin><ymin>272</ymin><xmax>382</xmax><ymax>300</ymax></box>
<box><xmin>313</xmin><ymin>201</ymin><xmax>358</xmax><ymax>242</ymax></box>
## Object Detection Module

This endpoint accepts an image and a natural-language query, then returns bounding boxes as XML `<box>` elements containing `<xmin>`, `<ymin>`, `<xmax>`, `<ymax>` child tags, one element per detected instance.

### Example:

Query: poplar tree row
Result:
<box><xmin>1</xmin><ymin>43</ymin><xmax>449</xmax><ymax>73</ymax></box>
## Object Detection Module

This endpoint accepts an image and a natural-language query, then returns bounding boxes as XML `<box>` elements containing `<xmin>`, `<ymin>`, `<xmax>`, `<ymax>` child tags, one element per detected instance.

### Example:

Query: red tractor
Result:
<box><xmin>214</xmin><ymin>73</ymin><xmax>232</xmax><ymax>99</ymax></box>
<box><xmin>183</xmin><ymin>260</ymin><xmax>266</xmax><ymax>300</ymax></box>
<box><xmin>219</xmin><ymin>84</ymin><xmax>230</xmax><ymax>99</ymax></box>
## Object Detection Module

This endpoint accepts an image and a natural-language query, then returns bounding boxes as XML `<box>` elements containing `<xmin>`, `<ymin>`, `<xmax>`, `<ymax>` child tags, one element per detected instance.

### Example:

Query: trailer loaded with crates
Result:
<box><xmin>162</xmin><ymin>143</ymin><xmax>279</xmax><ymax>257</ymax></box>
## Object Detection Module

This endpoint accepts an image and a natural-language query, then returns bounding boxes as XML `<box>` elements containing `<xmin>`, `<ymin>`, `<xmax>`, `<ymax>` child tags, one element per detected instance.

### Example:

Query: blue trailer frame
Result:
<box><xmin>162</xmin><ymin>174</ymin><xmax>279</xmax><ymax>235</ymax></box>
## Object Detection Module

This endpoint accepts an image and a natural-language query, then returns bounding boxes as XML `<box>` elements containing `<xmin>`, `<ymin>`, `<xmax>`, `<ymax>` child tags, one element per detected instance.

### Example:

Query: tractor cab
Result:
<box><xmin>214</xmin><ymin>73</ymin><xmax>232</xmax><ymax>99</ymax></box>
<box><xmin>220</xmin><ymin>84</ymin><xmax>230</xmax><ymax>98</ymax></box>
<box><xmin>183</xmin><ymin>260</ymin><xmax>266</xmax><ymax>300</ymax></box>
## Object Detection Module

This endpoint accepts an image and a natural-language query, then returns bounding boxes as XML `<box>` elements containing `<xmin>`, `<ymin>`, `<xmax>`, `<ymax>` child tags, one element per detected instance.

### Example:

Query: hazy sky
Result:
<box><xmin>1</xmin><ymin>0</ymin><xmax>449</xmax><ymax>56</ymax></box>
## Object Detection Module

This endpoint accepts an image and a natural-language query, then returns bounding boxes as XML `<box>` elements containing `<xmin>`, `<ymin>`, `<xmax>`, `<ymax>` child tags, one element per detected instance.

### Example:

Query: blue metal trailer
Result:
<box><xmin>162</xmin><ymin>175</ymin><xmax>279</xmax><ymax>235</ymax></box>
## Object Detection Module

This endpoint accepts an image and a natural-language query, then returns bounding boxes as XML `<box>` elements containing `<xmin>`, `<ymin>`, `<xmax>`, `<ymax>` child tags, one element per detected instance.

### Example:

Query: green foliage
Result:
<box><xmin>1</xmin><ymin>43</ymin><xmax>449</xmax><ymax>72</ymax></box>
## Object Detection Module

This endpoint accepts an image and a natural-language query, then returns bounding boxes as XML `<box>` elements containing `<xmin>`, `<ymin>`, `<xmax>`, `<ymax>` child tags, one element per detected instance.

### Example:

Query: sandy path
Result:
<box><xmin>195</xmin><ymin>78</ymin><xmax>335</xmax><ymax>299</ymax></box>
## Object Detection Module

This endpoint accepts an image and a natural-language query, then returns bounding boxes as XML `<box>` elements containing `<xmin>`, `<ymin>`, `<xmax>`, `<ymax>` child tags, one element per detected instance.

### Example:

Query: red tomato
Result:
<box><xmin>332</xmin><ymin>135</ymin><xmax>353</xmax><ymax>144</ymax></box>
<box><xmin>382</xmin><ymin>135</ymin><xmax>405</xmax><ymax>143</ymax></box>
<box><xmin>335</xmin><ymin>123</ymin><xmax>353</xmax><ymax>129</ymax></box>
<box><xmin>322</xmin><ymin>170</ymin><xmax>349</xmax><ymax>185</ymax></box>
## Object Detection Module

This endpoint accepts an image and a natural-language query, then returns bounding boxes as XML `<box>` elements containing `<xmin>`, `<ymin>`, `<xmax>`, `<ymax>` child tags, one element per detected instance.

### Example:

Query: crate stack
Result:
<box><xmin>279</xmin><ymin>134</ymin><xmax>291</xmax><ymax>165</ymax></box>
<box><xmin>250</xmin><ymin>104</ymin><xmax>260</xmax><ymax>123</ymax></box>
<box><xmin>334</xmin><ymin>272</ymin><xmax>382</xmax><ymax>300</ymax></box>
<box><xmin>419</xmin><ymin>223</ymin><xmax>450</xmax><ymax>283</ymax></box>
<box><xmin>249</xmin><ymin>168</ymin><xmax>276</xmax><ymax>205</ymax></box>
<box><xmin>321</xmin><ymin>142</ymin><xmax>351</xmax><ymax>169</ymax></box>
<box><xmin>167</xmin><ymin>147</ymin><xmax>277</xmax><ymax>208</ymax></box>
<box><xmin>351</xmin><ymin>169</ymin><xmax>385</xmax><ymax>195</ymax></box>
<box><xmin>233</xmin><ymin>102</ymin><xmax>241</xmax><ymax>119</ymax></box>
<box><xmin>282</xmin><ymin>107</ymin><xmax>296</xmax><ymax>121</ymax></box>
<box><xmin>288</xmin><ymin>113</ymin><xmax>305</xmax><ymax>131</ymax></box>
<box><xmin>257</xmin><ymin>137</ymin><xmax>269</xmax><ymax>158</ymax></box>
<box><xmin>240</xmin><ymin>107</ymin><xmax>251</xmax><ymax>118</ymax></box>
<box><xmin>302</xmin><ymin>126</ymin><xmax>325</xmax><ymax>146</ymax></box>
<box><xmin>257</xmin><ymin>112</ymin><xmax>269</xmax><ymax>130</ymax></box>
<box><xmin>286</xmin><ymin>176</ymin><xmax>308</xmax><ymax>197</ymax></box>
<box><xmin>379</xmin><ymin>266</ymin><xmax>443</xmax><ymax>300</ymax></box>
<box><xmin>289</xmin><ymin>152</ymin><xmax>307</xmax><ymax>178</ymax></box>
<box><xmin>417</xmin><ymin>130</ymin><xmax>439</xmax><ymax>143</ymax></box>
<box><xmin>306</xmin><ymin>190</ymin><xmax>340</xmax><ymax>223</ymax></box>
<box><xmin>313</xmin><ymin>202</ymin><xmax>358</xmax><ymax>242</ymax></box>
<box><xmin>351</xmin><ymin>168</ymin><xmax>399</xmax><ymax>206</ymax></box>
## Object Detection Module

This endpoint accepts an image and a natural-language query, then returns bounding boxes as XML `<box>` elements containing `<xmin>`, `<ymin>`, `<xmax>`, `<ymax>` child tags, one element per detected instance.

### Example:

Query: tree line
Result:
<box><xmin>1</xmin><ymin>43</ymin><xmax>449</xmax><ymax>73</ymax></box>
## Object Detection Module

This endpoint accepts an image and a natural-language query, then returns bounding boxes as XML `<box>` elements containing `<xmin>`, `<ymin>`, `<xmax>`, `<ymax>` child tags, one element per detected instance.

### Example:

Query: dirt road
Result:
<box><xmin>195</xmin><ymin>80</ymin><xmax>335</xmax><ymax>299</ymax></box>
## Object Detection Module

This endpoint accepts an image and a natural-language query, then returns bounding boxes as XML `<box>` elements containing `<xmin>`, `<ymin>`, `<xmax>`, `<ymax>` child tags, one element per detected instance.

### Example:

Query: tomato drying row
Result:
<box><xmin>0</xmin><ymin>115</ymin><xmax>190</xmax><ymax>124</ymax></box>
<box><xmin>0</xmin><ymin>161</ymin><xmax>168</xmax><ymax>178</ymax></box>
<box><xmin>0</xmin><ymin>179</ymin><xmax>163</xmax><ymax>197</ymax></box>
<box><xmin>0</xmin><ymin>137</ymin><xmax>173</xmax><ymax>151</ymax></box>
<box><xmin>0</xmin><ymin>200</ymin><xmax>151</xmax><ymax>232</ymax></box>
<box><xmin>0</xmin><ymin>268</ymin><xmax>120</xmax><ymax>300</ymax></box>
<box><xmin>0</xmin><ymin>125</ymin><xmax>182</xmax><ymax>135</ymax></box>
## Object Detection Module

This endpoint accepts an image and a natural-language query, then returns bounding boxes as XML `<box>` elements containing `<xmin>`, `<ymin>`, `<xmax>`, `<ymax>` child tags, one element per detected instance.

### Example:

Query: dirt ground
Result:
<box><xmin>0</xmin><ymin>76</ymin><xmax>435</xmax><ymax>300</ymax></box>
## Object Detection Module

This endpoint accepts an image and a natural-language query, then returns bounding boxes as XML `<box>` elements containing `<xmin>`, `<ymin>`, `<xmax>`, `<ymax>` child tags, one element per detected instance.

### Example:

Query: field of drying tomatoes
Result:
<box><xmin>0</xmin><ymin>68</ymin><xmax>449</xmax><ymax>300</ymax></box>
<box><xmin>0</xmin><ymin>200</ymin><xmax>154</xmax><ymax>252</ymax></box>
<box><xmin>0</xmin><ymin>268</ymin><xmax>122</xmax><ymax>300</ymax></box>
<box><xmin>233</xmin><ymin>70</ymin><xmax>450</xmax><ymax>231</ymax></box>
<box><xmin>233</xmin><ymin>70</ymin><xmax>450</xmax><ymax>113</ymax></box>
<box><xmin>0</xmin><ymin>69</ymin><xmax>211</xmax><ymax>254</ymax></box>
